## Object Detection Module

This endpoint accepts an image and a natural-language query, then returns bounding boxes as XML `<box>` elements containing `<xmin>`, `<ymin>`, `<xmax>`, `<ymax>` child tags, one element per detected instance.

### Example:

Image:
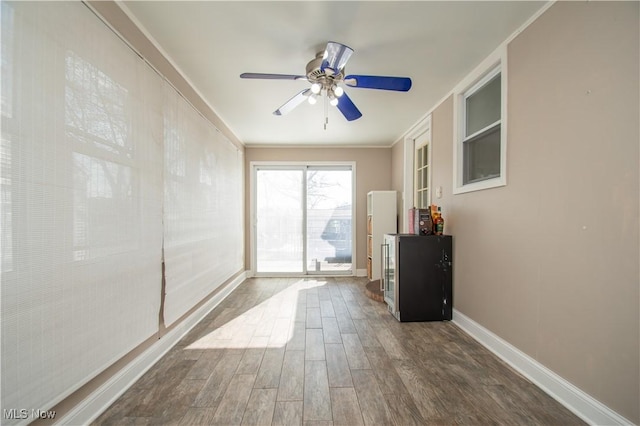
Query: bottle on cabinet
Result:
<box><xmin>430</xmin><ymin>204</ymin><xmax>438</xmax><ymax>229</ymax></box>
<box><xmin>434</xmin><ymin>206</ymin><xmax>444</xmax><ymax>235</ymax></box>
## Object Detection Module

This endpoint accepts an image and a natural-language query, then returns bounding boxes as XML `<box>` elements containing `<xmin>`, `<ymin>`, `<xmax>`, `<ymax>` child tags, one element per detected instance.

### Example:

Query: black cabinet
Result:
<box><xmin>382</xmin><ymin>234</ymin><xmax>452</xmax><ymax>322</ymax></box>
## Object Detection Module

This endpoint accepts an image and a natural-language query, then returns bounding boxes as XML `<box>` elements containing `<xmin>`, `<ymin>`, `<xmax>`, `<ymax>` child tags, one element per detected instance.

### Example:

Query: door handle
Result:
<box><xmin>380</xmin><ymin>243</ymin><xmax>385</xmax><ymax>292</ymax></box>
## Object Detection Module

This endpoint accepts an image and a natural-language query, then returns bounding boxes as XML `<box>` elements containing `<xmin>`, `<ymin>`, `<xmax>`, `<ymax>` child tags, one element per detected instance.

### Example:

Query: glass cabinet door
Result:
<box><xmin>384</xmin><ymin>236</ymin><xmax>396</xmax><ymax>305</ymax></box>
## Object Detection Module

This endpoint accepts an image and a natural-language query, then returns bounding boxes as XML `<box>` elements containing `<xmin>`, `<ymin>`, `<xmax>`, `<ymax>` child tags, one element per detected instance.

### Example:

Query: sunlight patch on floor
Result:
<box><xmin>186</xmin><ymin>278</ymin><xmax>327</xmax><ymax>350</ymax></box>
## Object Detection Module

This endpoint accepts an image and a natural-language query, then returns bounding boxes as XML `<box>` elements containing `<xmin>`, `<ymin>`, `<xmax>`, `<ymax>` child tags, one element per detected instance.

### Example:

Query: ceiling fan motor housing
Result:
<box><xmin>305</xmin><ymin>52</ymin><xmax>344</xmax><ymax>87</ymax></box>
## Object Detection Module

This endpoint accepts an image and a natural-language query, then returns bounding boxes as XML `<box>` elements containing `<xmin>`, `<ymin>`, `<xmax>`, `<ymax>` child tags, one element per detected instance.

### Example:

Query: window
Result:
<box><xmin>252</xmin><ymin>163</ymin><xmax>355</xmax><ymax>275</ymax></box>
<box><xmin>414</xmin><ymin>132</ymin><xmax>430</xmax><ymax>208</ymax></box>
<box><xmin>454</xmin><ymin>57</ymin><xmax>506</xmax><ymax>194</ymax></box>
<box><xmin>65</xmin><ymin>51</ymin><xmax>136</xmax><ymax>261</ymax></box>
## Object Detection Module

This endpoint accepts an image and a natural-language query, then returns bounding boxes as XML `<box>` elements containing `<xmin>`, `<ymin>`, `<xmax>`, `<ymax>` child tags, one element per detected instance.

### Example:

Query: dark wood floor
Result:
<box><xmin>94</xmin><ymin>277</ymin><xmax>584</xmax><ymax>425</ymax></box>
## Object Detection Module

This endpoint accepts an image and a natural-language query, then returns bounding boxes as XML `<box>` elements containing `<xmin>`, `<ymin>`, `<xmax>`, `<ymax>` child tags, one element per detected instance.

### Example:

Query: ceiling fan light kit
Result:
<box><xmin>240</xmin><ymin>41</ymin><xmax>412</xmax><ymax>127</ymax></box>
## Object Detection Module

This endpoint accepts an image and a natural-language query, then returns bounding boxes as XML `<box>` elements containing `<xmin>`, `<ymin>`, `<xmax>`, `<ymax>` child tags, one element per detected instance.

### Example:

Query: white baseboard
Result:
<box><xmin>355</xmin><ymin>268</ymin><xmax>367</xmax><ymax>277</ymax></box>
<box><xmin>57</xmin><ymin>271</ymin><xmax>248</xmax><ymax>425</ymax></box>
<box><xmin>452</xmin><ymin>309</ymin><xmax>633</xmax><ymax>426</ymax></box>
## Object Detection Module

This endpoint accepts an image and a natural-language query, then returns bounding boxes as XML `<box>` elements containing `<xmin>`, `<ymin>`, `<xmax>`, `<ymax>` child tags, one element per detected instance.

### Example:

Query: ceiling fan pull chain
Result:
<box><xmin>324</xmin><ymin>90</ymin><xmax>329</xmax><ymax>130</ymax></box>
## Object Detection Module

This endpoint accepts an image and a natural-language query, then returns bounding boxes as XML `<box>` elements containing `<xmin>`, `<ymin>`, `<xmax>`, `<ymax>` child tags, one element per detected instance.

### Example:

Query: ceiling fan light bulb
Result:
<box><xmin>333</xmin><ymin>86</ymin><xmax>344</xmax><ymax>97</ymax></box>
<box><xmin>329</xmin><ymin>96</ymin><xmax>339</xmax><ymax>107</ymax></box>
<box><xmin>308</xmin><ymin>94</ymin><xmax>318</xmax><ymax>105</ymax></box>
<box><xmin>311</xmin><ymin>83</ymin><xmax>321</xmax><ymax>94</ymax></box>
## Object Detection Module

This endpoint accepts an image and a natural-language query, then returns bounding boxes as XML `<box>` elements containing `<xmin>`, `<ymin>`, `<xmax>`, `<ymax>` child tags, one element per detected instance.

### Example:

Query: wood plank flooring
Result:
<box><xmin>93</xmin><ymin>277</ymin><xmax>584</xmax><ymax>425</ymax></box>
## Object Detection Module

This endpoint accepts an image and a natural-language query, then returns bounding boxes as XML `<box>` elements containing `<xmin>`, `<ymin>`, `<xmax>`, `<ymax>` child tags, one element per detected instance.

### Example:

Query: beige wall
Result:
<box><xmin>426</xmin><ymin>2</ymin><xmax>639</xmax><ymax>422</ymax></box>
<box><xmin>244</xmin><ymin>147</ymin><xmax>393</xmax><ymax>272</ymax></box>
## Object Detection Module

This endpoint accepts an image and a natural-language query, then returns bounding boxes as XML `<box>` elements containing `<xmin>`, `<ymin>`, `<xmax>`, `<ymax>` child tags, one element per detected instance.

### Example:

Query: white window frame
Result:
<box><xmin>414</xmin><ymin>128</ymin><xmax>431</xmax><ymax>209</ymax></box>
<box><xmin>453</xmin><ymin>48</ymin><xmax>507</xmax><ymax>194</ymax></box>
<box><xmin>250</xmin><ymin>161</ymin><xmax>357</xmax><ymax>277</ymax></box>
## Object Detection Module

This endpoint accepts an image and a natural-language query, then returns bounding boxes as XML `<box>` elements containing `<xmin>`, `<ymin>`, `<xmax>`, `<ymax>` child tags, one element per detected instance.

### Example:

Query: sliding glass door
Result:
<box><xmin>305</xmin><ymin>168</ymin><xmax>352</xmax><ymax>273</ymax></box>
<box><xmin>254</xmin><ymin>164</ymin><xmax>354</xmax><ymax>275</ymax></box>
<box><xmin>255</xmin><ymin>168</ymin><xmax>304</xmax><ymax>273</ymax></box>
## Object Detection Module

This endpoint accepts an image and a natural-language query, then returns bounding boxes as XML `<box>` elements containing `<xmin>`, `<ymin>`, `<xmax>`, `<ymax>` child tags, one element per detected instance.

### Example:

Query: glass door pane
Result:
<box><xmin>415</xmin><ymin>139</ymin><xmax>430</xmax><ymax>209</ymax></box>
<box><xmin>306</xmin><ymin>168</ymin><xmax>352</xmax><ymax>274</ymax></box>
<box><xmin>256</xmin><ymin>169</ymin><xmax>303</xmax><ymax>273</ymax></box>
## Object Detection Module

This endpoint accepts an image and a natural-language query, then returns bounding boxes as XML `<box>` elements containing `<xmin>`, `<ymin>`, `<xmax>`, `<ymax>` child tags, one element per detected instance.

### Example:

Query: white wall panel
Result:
<box><xmin>1</xmin><ymin>1</ymin><xmax>244</xmax><ymax>419</ymax></box>
<box><xmin>162</xmin><ymin>86</ymin><xmax>243</xmax><ymax>326</ymax></box>
<box><xmin>1</xmin><ymin>2</ymin><xmax>163</xmax><ymax>420</ymax></box>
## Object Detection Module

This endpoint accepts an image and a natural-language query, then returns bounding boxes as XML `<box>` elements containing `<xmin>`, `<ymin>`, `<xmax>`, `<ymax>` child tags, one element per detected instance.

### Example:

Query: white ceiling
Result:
<box><xmin>120</xmin><ymin>1</ymin><xmax>547</xmax><ymax>147</ymax></box>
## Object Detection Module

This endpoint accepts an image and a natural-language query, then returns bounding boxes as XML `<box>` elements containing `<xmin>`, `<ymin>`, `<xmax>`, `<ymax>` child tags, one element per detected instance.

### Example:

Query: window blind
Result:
<box><xmin>0</xmin><ymin>2</ymin><xmax>163</xmax><ymax>416</ymax></box>
<box><xmin>1</xmin><ymin>1</ymin><xmax>244</xmax><ymax>420</ymax></box>
<box><xmin>162</xmin><ymin>86</ymin><xmax>244</xmax><ymax>326</ymax></box>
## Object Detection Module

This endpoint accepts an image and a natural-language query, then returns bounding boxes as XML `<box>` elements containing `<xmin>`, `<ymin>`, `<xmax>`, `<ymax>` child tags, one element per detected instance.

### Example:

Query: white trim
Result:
<box><xmin>464</xmin><ymin>120</ymin><xmax>500</xmax><ymax>142</ymax></box>
<box><xmin>302</xmin><ymin>167</ymin><xmax>309</xmax><ymax>274</ymax></box>
<box><xmin>401</xmin><ymin>115</ymin><xmax>431</xmax><ymax>231</ymax></box>
<box><xmin>355</xmin><ymin>268</ymin><xmax>367</xmax><ymax>277</ymax></box>
<box><xmin>463</xmin><ymin>65</ymin><xmax>502</xmax><ymax>101</ymax></box>
<box><xmin>453</xmin><ymin>48</ymin><xmax>507</xmax><ymax>195</ymax></box>
<box><xmin>56</xmin><ymin>271</ymin><xmax>248</xmax><ymax>426</ymax></box>
<box><xmin>250</xmin><ymin>161</ymin><xmax>357</xmax><ymax>277</ymax></box>
<box><xmin>245</xmin><ymin>144</ymin><xmax>393</xmax><ymax>149</ymax></box>
<box><xmin>250</xmin><ymin>164</ymin><xmax>257</xmax><ymax>274</ymax></box>
<box><xmin>251</xmin><ymin>161</ymin><xmax>359</xmax><ymax>167</ymax></box>
<box><xmin>452</xmin><ymin>309</ymin><xmax>634</xmax><ymax>426</ymax></box>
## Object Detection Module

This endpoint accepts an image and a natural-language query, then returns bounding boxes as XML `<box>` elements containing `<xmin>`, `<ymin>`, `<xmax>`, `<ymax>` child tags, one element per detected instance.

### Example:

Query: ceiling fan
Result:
<box><xmin>240</xmin><ymin>41</ymin><xmax>412</xmax><ymax>123</ymax></box>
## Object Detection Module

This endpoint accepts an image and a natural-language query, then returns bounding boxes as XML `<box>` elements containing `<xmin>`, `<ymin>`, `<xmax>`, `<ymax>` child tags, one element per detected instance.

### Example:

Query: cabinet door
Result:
<box><xmin>398</xmin><ymin>237</ymin><xmax>444</xmax><ymax>321</ymax></box>
<box><xmin>383</xmin><ymin>238</ymin><xmax>396</xmax><ymax>306</ymax></box>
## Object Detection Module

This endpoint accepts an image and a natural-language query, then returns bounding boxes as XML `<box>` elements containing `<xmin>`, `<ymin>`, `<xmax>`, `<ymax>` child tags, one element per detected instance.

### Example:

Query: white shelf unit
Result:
<box><xmin>367</xmin><ymin>191</ymin><xmax>397</xmax><ymax>281</ymax></box>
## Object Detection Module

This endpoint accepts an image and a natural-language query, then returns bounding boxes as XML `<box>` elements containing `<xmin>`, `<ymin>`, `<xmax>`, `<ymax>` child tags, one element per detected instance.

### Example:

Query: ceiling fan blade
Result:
<box><xmin>344</xmin><ymin>75</ymin><xmax>412</xmax><ymax>92</ymax></box>
<box><xmin>273</xmin><ymin>89</ymin><xmax>312</xmax><ymax>116</ymax></box>
<box><xmin>321</xmin><ymin>42</ymin><xmax>354</xmax><ymax>75</ymax></box>
<box><xmin>336</xmin><ymin>92</ymin><xmax>362</xmax><ymax>121</ymax></box>
<box><xmin>240</xmin><ymin>72</ymin><xmax>306</xmax><ymax>80</ymax></box>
